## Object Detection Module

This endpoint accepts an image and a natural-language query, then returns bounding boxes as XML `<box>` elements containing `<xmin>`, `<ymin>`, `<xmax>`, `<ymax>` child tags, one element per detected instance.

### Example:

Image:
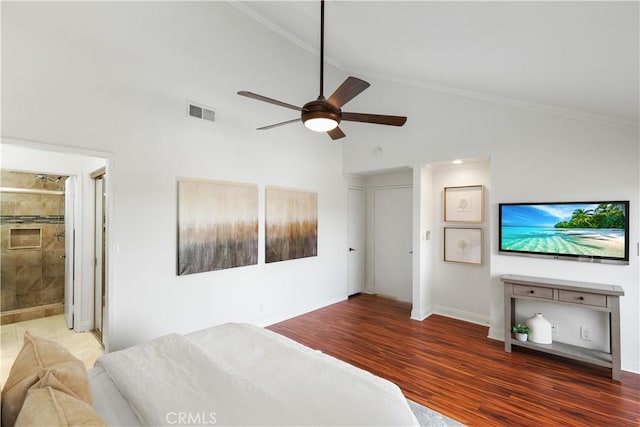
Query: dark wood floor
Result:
<box><xmin>269</xmin><ymin>294</ymin><xmax>640</xmax><ymax>427</ymax></box>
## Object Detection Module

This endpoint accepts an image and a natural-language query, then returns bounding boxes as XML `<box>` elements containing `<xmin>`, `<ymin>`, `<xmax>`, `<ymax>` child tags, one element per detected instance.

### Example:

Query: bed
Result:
<box><xmin>2</xmin><ymin>323</ymin><xmax>419</xmax><ymax>426</ymax></box>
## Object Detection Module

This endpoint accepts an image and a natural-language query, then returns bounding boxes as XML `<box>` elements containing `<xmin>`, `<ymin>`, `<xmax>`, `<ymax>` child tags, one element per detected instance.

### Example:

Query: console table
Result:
<box><xmin>502</xmin><ymin>274</ymin><xmax>624</xmax><ymax>381</ymax></box>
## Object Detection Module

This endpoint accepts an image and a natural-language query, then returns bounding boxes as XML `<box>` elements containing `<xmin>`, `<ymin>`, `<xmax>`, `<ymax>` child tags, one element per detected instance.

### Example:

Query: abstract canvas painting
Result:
<box><xmin>266</xmin><ymin>187</ymin><xmax>318</xmax><ymax>263</ymax></box>
<box><xmin>177</xmin><ymin>179</ymin><xmax>258</xmax><ymax>275</ymax></box>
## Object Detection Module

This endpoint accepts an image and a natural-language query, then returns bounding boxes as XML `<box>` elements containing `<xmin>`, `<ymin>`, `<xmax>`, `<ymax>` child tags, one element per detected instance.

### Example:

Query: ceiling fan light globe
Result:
<box><xmin>304</xmin><ymin>117</ymin><xmax>338</xmax><ymax>132</ymax></box>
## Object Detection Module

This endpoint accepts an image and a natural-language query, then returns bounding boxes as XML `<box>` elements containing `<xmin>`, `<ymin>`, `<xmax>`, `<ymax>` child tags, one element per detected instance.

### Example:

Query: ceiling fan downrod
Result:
<box><xmin>319</xmin><ymin>0</ymin><xmax>325</xmax><ymax>100</ymax></box>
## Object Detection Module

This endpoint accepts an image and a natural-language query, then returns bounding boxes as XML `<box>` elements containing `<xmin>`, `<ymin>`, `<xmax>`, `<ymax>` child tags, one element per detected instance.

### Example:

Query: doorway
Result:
<box><xmin>1</xmin><ymin>142</ymin><xmax>109</xmax><ymax>337</ymax></box>
<box><xmin>373</xmin><ymin>186</ymin><xmax>413</xmax><ymax>302</ymax></box>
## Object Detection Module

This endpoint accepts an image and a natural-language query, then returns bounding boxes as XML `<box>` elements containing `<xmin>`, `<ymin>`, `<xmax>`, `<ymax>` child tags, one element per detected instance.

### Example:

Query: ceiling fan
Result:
<box><xmin>238</xmin><ymin>0</ymin><xmax>407</xmax><ymax>140</ymax></box>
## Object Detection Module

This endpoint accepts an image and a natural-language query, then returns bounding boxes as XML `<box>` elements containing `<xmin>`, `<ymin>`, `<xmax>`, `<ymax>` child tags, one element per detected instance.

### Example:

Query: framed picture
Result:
<box><xmin>177</xmin><ymin>179</ymin><xmax>258</xmax><ymax>275</ymax></box>
<box><xmin>444</xmin><ymin>185</ymin><xmax>483</xmax><ymax>223</ymax></box>
<box><xmin>444</xmin><ymin>227</ymin><xmax>482</xmax><ymax>265</ymax></box>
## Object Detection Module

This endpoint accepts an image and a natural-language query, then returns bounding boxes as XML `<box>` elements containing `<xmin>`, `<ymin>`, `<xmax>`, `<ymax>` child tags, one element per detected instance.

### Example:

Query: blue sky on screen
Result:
<box><xmin>501</xmin><ymin>204</ymin><xmax>599</xmax><ymax>227</ymax></box>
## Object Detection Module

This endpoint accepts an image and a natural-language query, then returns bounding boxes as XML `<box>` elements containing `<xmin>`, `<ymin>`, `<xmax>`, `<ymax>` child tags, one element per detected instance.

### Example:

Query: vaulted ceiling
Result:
<box><xmin>237</xmin><ymin>1</ymin><xmax>639</xmax><ymax>125</ymax></box>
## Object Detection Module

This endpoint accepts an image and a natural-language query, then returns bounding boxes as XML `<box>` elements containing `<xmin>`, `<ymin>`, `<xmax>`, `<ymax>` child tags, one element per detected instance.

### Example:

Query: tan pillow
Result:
<box><xmin>15</xmin><ymin>387</ymin><xmax>105</xmax><ymax>427</ymax></box>
<box><xmin>34</xmin><ymin>368</ymin><xmax>93</xmax><ymax>402</ymax></box>
<box><xmin>1</xmin><ymin>332</ymin><xmax>93</xmax><ymax>427</ymax></box>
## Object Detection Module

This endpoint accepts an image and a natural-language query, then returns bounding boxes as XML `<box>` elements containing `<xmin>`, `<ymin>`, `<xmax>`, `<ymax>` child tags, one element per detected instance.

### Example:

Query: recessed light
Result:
<box><xmin>452</xmin><ymin>159</ymin><xmax>463</xmax><ymax>165</ymax></box>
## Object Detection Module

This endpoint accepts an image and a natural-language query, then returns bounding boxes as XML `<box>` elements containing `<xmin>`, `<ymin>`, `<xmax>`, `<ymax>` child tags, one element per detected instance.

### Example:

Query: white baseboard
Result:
<box><xmin>487</xmin><ymin>327</ymin><xmax>505</xmax><ymax>341</ymax></box>
<box><xmin>253</xmin><ymin>296</ymin><xmax>347</xmax><ymax>328</ymax></box>
<box><xmin>410</xmin><ymin>306</ymin><xmax>433</xmax><ymax>321</ymax></box>
<box><xmin>431</xmin><ymin>305</ymin><xmax>490</xmax><ymax>327</ymax></box>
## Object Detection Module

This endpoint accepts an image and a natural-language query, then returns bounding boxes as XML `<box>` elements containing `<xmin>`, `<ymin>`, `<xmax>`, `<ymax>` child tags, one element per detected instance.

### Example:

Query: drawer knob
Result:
<box><xmin>579</xmin><ymin>296</ymin><xmax>585</xmax><ymax>301</ymax></box>
<box><xmin>529</xmin><ymin>290</ymin><xmax>535</xmax><ymax>294</ymax></box>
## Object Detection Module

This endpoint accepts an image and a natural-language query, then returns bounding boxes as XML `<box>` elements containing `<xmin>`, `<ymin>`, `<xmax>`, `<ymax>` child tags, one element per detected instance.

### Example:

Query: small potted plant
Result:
<box><xmin>512</xmin><ymin>324</ymin><xmax>530</xmax><ymax>342</ymax></box>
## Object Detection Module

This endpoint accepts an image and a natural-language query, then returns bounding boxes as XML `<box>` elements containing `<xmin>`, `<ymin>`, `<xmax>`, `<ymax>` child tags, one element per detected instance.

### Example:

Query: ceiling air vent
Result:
<box><xmin>187</xmin><ymin>102</ymin><xmax>215</xmax><ymax>123</ymax></box>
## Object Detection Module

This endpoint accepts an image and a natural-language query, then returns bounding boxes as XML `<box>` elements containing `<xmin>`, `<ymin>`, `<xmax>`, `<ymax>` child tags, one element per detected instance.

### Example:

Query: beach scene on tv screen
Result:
<box><xmin>501</xmin><ymin>203</ymin><xmax>626</xmax><ymax>259</ymax></box>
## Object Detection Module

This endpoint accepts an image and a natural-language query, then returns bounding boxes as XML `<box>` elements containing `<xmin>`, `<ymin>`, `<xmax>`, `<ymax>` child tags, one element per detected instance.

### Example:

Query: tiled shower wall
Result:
<box><xmin>1</xmin><ymin>170</ymin><xmax>67</xmax><ymax>314</ymax></box>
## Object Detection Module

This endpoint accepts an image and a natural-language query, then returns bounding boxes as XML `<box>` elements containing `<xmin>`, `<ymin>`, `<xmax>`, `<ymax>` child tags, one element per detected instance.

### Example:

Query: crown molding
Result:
<box><xmin>347</xmin><ymin>67</ymin><xmax>639</xmax><ymax>130</ymax></box>
<box><xmin>228</xmin><ymin>1</ymin><xmax>345</xmax><ymax>71</ymax></box>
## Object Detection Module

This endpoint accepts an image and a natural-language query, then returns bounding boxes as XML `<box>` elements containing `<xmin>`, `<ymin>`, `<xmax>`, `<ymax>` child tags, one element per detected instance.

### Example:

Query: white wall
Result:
<box><xmin>430</xmin><ymin>161</ymin><xmax>491</xmax><ymax>325</ymax></box>
<box><xmin>411</xmin><ymin>165</ymin><xmax>434</xmax><ymax>320</ymax></box>
<box><xmin>2</xmin><ymin>2</ymin><xmax>349</xmax><ymax>351</ymax></box>
<box><xmin>342</xmin><ymin>76</ymin><xmax>639</xmax><ymax>372</ymax></box>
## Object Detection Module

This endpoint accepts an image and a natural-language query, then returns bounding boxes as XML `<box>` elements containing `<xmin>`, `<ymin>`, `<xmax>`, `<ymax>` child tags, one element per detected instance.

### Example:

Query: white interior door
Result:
<box><xmin>64</xmin><ymin>176</ymin><xmax>76</xmax><ymax>329</ymax></box>
<box><xmin>347</xmin><ymin>188</ymin><xmax>365</xmax><ymax>295</ymax></box>
<box><xmin>373</xmin><ymin>186</ymin><xmax>413</xmax><ymax>302</ymax></box>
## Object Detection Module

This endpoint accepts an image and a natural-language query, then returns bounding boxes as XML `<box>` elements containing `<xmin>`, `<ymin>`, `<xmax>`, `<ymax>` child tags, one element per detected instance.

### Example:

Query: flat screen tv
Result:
<box><xmin>499</xmin><ymin>201</ymin><xmax>629</xmax><ymax>264</ymax></box>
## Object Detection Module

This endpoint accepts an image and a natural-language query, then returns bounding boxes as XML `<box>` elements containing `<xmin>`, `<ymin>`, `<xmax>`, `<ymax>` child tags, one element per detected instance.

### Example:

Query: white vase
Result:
<box><xmin>526</xmin><ymin>313</ymin><xmax>552</xmax><ymax>344</ymax></box>
<box><xmin>515</xmin><ymin>332</ymin><xmax>528</xmax><ymax>342</ymax></box>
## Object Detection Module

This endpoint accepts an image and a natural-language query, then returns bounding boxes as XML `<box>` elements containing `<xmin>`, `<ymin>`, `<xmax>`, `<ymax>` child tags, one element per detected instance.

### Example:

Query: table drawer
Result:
<box><xmin>558</xmin><ymin>290</ymin><xmax>607</xmax><ymax>307</ymax></box>
<box><xmin>512</xmin><ymin>285</ymin><xmax>554</xmax><ymax>300</ymax></box>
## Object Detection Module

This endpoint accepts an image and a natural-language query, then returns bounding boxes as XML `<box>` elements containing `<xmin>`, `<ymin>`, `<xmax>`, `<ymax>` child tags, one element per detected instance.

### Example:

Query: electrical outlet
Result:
<box><xmin>551</xmin><ymin>321</ymin><xmax>559</xmax><ymax>335</ymax></box>
<box><xmin>580</xmin><ymin>326</ymin><xmax>593</xmax><ymax>341</ymax></box>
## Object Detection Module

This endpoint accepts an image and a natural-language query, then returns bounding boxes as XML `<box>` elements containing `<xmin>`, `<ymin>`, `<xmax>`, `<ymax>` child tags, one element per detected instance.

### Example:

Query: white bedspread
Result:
<box><xmin>97</xmin><ymin>323</ymin><xmax>418</xmax><ymax>426</ymax></box>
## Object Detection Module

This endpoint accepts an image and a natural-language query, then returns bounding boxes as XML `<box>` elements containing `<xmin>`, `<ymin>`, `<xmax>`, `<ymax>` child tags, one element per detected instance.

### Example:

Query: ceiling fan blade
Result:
<box><xmin>327</xmin><ymin>126</ymin><xmax>346</xmax><ymax>140</ymax></box>
<box><xmin>342</xmin><ymin>112</ymin><xmax>407</xmax><ymax>127</ymax></box>
<box><xmin>238</xmin><ymin>91</ymin><xmax>304</xmax><ymax>112</ymax></box>
<box><xmin>327</xmin><ymin>77</ymin><xmax>370</xmax><ymax>109</ymax></box>
<box><xmin>257</xmin><ymin>118</ymin><xmax>300</xmax><ymax>130</ymax></box>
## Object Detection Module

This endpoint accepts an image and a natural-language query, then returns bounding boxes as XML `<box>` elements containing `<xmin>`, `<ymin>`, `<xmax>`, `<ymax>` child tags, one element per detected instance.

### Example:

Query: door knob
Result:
<box><xmin>349</xmin><ymin>248</ymin><xmax>356</xmax><ymax>252</ymax></box>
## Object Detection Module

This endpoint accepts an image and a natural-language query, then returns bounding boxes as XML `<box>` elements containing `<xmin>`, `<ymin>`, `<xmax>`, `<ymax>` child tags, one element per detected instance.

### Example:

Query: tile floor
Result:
<box><xmin>0</xmin><ymin>314</ymin><xmax>104</xmax><ymax>388</ymax></box>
